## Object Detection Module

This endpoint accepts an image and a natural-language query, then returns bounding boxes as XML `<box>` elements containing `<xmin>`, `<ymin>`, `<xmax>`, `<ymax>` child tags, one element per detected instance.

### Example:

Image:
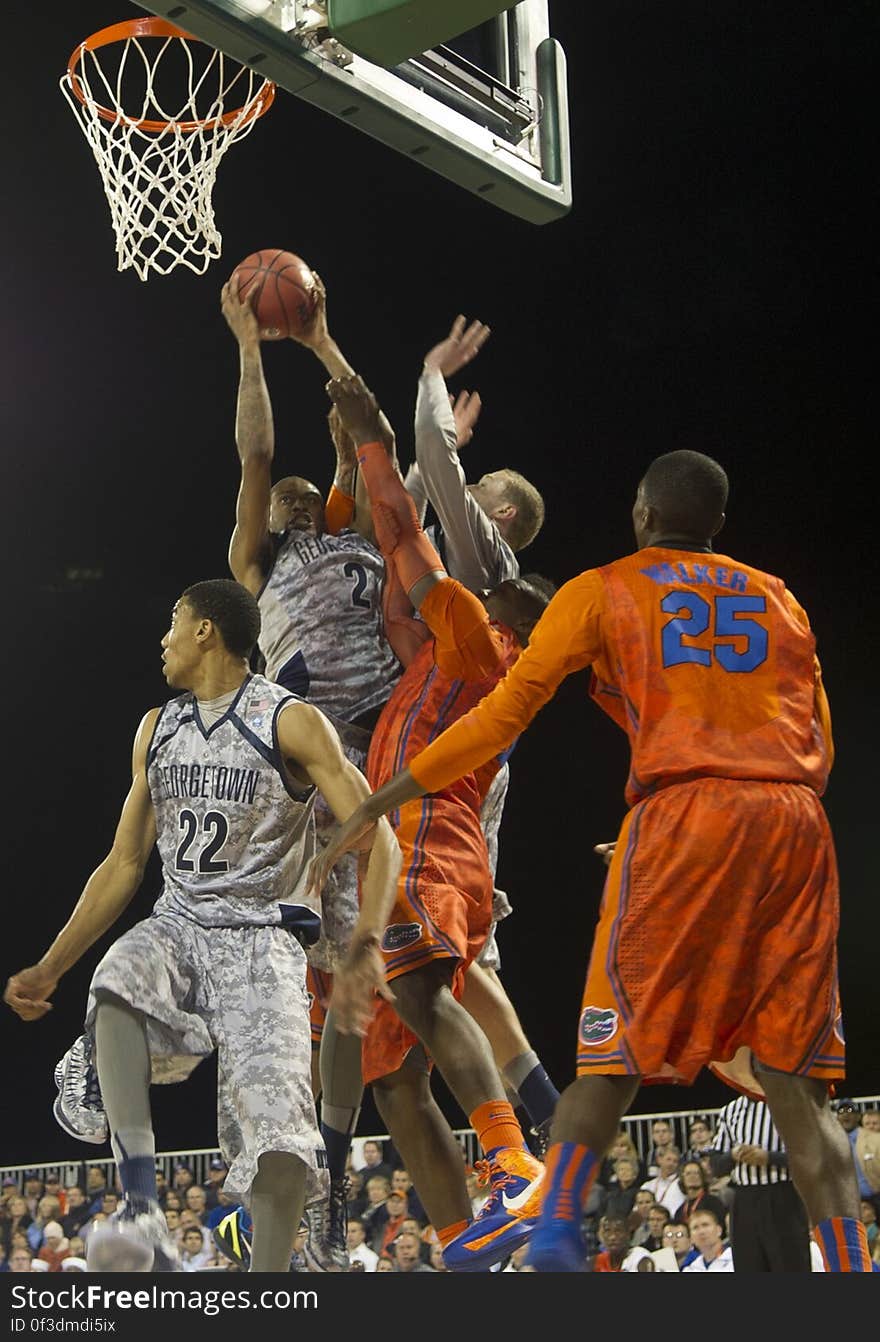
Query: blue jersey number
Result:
<box><xmin>344</xmin><ymin>561</ymin><xmax>371</xmax><ymax>610</ymax></box>
<box><xmin>661</xmin><ymin>591</ymin><xmax>768</xmax><ymax>673</ymax></box>
<box><xmin>175</xmin><ymin>809</ymin><xmax>230</xmax><ymax>873</ymax></box>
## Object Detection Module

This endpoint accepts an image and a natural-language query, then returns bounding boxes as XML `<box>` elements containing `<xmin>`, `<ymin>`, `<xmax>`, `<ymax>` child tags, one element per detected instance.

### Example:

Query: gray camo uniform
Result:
<box><xmin>259</xmin><ymin>527</ymin><xmax>401</xmax><ymax>969</ymax></box>
<box><xmin>85</xmin><ymin>674</ymin><xmax>328</xmax><ymax>1207</ymax></box>
<box><xmin>405</xmin><ymin>367</ymin><xmax>520</xmax><ymax>969</ymax></box>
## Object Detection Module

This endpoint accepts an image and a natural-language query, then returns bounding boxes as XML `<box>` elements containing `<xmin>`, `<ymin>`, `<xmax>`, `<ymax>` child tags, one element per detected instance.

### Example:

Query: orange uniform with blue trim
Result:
<box><xmin>409</xmin><ymin>547</ymin><xmax>843</xmax><ymax>1094</ymax></box>
<box><xmin>362</xmin><ymin>577</ymin><xmax>520</xmax><ymax>1085</ymax></box>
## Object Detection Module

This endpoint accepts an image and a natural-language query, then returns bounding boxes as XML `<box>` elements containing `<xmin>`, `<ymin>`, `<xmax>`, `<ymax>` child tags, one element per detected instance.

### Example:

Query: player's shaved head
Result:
<box><xmin>635</xmin><ymin>450</ymin><xmax>729</xmax><ymax>548</ymax></box>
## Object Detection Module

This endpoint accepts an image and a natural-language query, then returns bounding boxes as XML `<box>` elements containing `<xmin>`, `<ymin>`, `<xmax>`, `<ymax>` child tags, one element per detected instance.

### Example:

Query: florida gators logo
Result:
<box><xmin>579</xmin><ymin>1006</ymin><xmax>619</xmax><ymax>1047</ymax></box>
<box><xmin>382</xmin><ymin>923</ymin><xmax>423</xmax><ymax>952</ymax></box>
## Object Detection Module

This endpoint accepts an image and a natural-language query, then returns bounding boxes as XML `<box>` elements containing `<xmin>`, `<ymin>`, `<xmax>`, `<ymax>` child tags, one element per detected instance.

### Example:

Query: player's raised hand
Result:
<box><xmin>423</xmin><ymin>315</ymin><xmax>491</xmax><ymax>379</ymax></box>
<box><xmin>594</xmin><ymin>842</ymin><xmax>616</xmax><ymax>867</ymax></box>
<box><xmin>330</xmin><ymin>936</ymin><xmax>395</xmax><ymax>1037</ymax></box>
<box><xmin>3</xmin><ymin>964</ymin><xmax>58</xmax><ymax>1021</ymax></box>
<box><xmin>220</xmin><ymin>279</ymin><xmax>260</xmax><ymax>345</ymax></box>
<box><xmin>326</xmin><ymin>374</ymin><xmax>384</xmax><ymax>447</ymax></box>
<box><xmin>451</xmin><ymin>389</ymin><xmax>482</xmax><ymax>449</ymax></box>
<box><xmin>290</xmin><ymin>271</ymin><xmax>331</xmax><ymax>351</ymax></box>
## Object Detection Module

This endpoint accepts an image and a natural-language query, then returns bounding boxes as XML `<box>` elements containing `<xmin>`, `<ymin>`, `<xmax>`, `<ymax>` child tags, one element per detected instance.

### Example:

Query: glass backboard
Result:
<box><xmin>134</xmin><ymin>1</ymin><xmax>571</xmax><ymax>223</ymax></box>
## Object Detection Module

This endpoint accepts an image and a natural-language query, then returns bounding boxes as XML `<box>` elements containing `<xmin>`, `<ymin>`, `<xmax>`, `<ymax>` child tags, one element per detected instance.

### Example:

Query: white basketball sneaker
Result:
<box><xmin>87</xmin><ymin>1197</ymin><xmax>180</xmax><ymax>1273</ymax></box>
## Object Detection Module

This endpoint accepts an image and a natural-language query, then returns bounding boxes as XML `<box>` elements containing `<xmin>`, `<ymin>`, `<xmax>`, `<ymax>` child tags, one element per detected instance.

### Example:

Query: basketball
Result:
<box><xmin>229</xmin><ymin>249</ymin><xmax>318</xmax><ymax>340</ymax></box>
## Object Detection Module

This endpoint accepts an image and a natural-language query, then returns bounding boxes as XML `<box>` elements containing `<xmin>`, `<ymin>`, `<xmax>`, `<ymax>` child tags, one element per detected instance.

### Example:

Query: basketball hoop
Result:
<box><xmin>61</xmin><ymin>18</ymin><xmax>276</xmax><ymax>280</ymax></box>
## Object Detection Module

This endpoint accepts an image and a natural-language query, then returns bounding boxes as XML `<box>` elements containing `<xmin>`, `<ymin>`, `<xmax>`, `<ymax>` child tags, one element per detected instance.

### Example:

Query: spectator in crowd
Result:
<box><xmin>833</xmin><ymin>1100</ymin><xmax>876</xmax><ymax>1199</ymax></box>
<box><xmin>374</xmin><ymin>1190</ymin><xmax>409</xmax><ymax>1257</ymax></box>
<box><xmin>601</xmin><ymin>1158</ymin><xmax>642</xmax><ymax>1221</ymax></box>
<box><xmin>185</xmin><ymin>1186</ymin><xmax>209</xmax><ymax>1222</ymax></box>
<box><xmin>848</xmin><ymin>1106</ymin><xmax>880</xmax><ymax>1197</ymax></box>
<box><xmin>165</xmin><ymin>1208</ymin><xmax>182</xmax><ymax>1245</ymax></box>
<box><xmin>642</xmin><ymin>1204</ymin><xmax>671</xmax><ymax>1251</ymax></box>
<box><xmin>84</xmin><ymin>1168</ymin><xmax>108</xmax><ymax>1216</ymax></box>
<box><xmin>685</xmin><ymin>1117</ymin><xmax>715</xmax><ymax>1164</ymax></box>
<box><xmin>345</xmin><ymin>1169</ymin><xmax>366</xmax><ymax>1220</ymax></box>
<box><xmin>390</xmin><ymin>1167</ymin><xmax>427</xmax><ymax>1225</ymax></box>
<box><xmin>376</xmin><ymin>1256</ymin><xmax>394</xmax><ymax>1272</ymax></box>
<box><xmin>429</xmin><ymin>1241</ymin><xmax>450</xmax><ymax>1271</ymax></box>
<box><xmin>9</xmin><ymin>1248</ymin><xmax>35</xmax><ymax>1272</ymax></box>
<box><xmin>630</xmin><ymin>1190</ymin><xmax>659</xmax><ymax>1246</ymax></box>
<box><xmin>100</xmin><ymin>1193</ymin><xmax>118</xmax><ymax>1222</ymax></box>
<box><xmin>641</xmin><ymin>1147</ymin><xmax>686</xmax><ymax>1216</ymax></box>
<box><xmin>22</xmin><ymin>1174</ymin><xmax>44</xmax><ymax>1218</ymax></box>
<box><xmin>27</xmin><ymin>1196</ymin><xmax>62</xmax><ymax>1254</ymax></box>
<box><xmin>61</xmin><ymin>1188</ymin><xmax>91</xmax><ymax>1240</ymax></box>
<box><xmin>36</xmin><ymin>1222</ymin><xmax>70</xmax><ymax>1272</ymax></box>
<box><xmin>180</xmin><ymin>1226</ymin><xmax>214</xmax><ymax>1272</ymax></box>
<box><xmin>661</xmin><ymin>1221</ymin><xmax>698</xmax><ymax>1270</ymax></box>
<box><xmin>154</xmin><ymin>1168</ymin><xmax>169</xmax><ymax>1209</ymax></box>
<box><xmin>1</xmin><ymin>1196</ymin><xmax>32</xmax><ymax>1253</ymax></box>
<box><xmin>203</xmin><ymin>1159</ymin><xmax>228</xmax><ymax>1212</ymax></box>
<box><xmin>600</xmin><ymin>1130</ymin><xmax>647</xmax><ymax>1188</ymax></box>
<box><xmin>67</xmin><ymin>1237</ymin><xmax>86</xmax><ymax>1262</ymax></box>
<box><xmin>173</xmin><ymin>1165</ymin><xmax>196</xmax><ymax>1196</ymax></box>
<box><xmin>1</xmin><ymin>1177</ymin><xmax>18</xmax><ymax>1207</ymax></box>
<box><xmin>42</xmin><ymin>1174</ymin><xmax>67</xmax><ymax>1217</ymax></box>
<box><xmin>860</xmin><ymin>1198</ymin><xmax>879</xmax><ymax>1251</ymax></box>
<box><xmin>683</xmin><ymin>1207</ymin><xmax>734</xmax><ymax>1272</ymax></box>
<box><xmin>360</xmin><ymin>1174</ymin><xmax>392</xmax><ymax>1243</ymax></box>
<box><xmin>180</xmin><ymin>1208</ymin><xmax>212</xmax><ymax>1255</ymax></box>
<box><xmin>674</xmin><ymin>1160</ymin><xmax>729</xmax><ymax>1231</ymax></box>
<box><xmin>347</xmin><ymin>1218</ymin><xmax>378</xmax><ymax>1272</ymax></box>
<box><xmin>60</xmin><ymin>1258</ymin><xmax>87</xmax><ymax>1273</ymax></box>
<box><xmin>163</xmin><ymin>1192</ymin><xmax>183</xmax><ymax>1214</ymax></box>
<box><xmin>392</xmin><ymin>1230</ymin><xmax>435</xmax><ymax>1273</ymax></box>
<box><xmin>646</xmin><ymin>1120</ymin><xmax>675</xmax><ymax>1176</ymax></box>
<box><xmin>358</xmin><ymin>1140</ymin><xmax>393</xmax><ymax>1185</ymax></box>
<box><xmin>713</xmin><ymin>1093</ymin><xmax>811</xmax><ymax>1272</ymax></box>
<box><xmin>592</xmin><ymin>1215</ymin><xmax>654</xmax><ymax>1272</ymax></box>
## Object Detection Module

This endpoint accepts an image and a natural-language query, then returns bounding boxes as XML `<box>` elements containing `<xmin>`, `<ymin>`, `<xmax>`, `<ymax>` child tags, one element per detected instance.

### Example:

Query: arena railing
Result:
<box><xmin>3</xmin><ymin>1097</ymin><xmax>877</xmax><ymax>1189</ymax></box>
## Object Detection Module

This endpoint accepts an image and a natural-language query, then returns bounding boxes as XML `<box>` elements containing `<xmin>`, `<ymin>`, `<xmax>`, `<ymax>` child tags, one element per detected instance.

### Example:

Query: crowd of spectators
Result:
<box><xmin>3</xmin><ymin>1103</ymin><xmax>878</xmax><ymax>1274</ymax></box>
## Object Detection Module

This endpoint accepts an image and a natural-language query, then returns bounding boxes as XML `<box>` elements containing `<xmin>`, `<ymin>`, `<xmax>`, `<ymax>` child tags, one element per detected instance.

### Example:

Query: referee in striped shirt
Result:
<box><xmin>712</xmin><ymin>1096</ymin><xmax>812</xmax><ymax>1271</ymax></box>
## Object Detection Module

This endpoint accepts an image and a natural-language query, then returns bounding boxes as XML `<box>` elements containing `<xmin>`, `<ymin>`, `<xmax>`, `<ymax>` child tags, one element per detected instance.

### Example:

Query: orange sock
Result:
<box><xmin>437</xmin><ymin>1219</ymin><xmax>469</xmax><ymax>1248</ymax></box>
<box><xmin>470</xmin><ymin>1100</ymin><xmax>527</xmax><ymax>1157</ymax></box>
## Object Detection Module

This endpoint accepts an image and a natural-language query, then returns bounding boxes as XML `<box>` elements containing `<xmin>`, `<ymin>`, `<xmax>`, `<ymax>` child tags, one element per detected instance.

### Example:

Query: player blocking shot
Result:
<box><xmin>313</xmin><ymin>449</ymin><xmax>872</xmax><ymax>1273</ymax></box>
<box><xmin>4</xmin><ymin>580</ymin><xmax>400</xmax><ymax>1273</ymax></box>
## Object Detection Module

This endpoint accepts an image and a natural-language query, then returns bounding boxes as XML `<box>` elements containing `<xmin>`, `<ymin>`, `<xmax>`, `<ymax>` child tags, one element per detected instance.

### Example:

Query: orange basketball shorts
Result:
<box><xmin>307</xmin><ymin>965</ymin><xmax>333</xmax><ymax>1047</ymax></box>
<box><xmin>575</xmin><ymin>777</ymin><xmax>844</xmax><ymax>1092</ymax></box>
<box><xmin>362</xmin><ymin>794</ymin><xmax>493</xmax><ymax>1086</ymax></box>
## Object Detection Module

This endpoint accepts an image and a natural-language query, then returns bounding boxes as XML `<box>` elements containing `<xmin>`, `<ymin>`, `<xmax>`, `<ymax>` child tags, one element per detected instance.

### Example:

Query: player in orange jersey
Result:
<box><xmin>316</xmin><ymin>448</ymin><xmax>871</xmax><ymax>1273</ymax></box>
<box><xmin>315</xmin><ymin>374</ymin><xmax>553</xmax><ymax>1272</ymax></box>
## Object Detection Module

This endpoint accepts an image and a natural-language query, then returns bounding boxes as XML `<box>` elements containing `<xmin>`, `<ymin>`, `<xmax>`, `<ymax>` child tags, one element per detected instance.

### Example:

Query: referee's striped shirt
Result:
<box><xmin>712</xmin><ymin>1097</ymin><xmax>790</xmax><ymax>1186</ymax></box>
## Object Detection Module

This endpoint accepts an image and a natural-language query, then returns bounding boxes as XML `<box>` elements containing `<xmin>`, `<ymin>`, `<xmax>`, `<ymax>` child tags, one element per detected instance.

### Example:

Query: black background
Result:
<box><xmin>1</xmin><ymin>1</ymin><xmax>876</xmax><ymax>1167</ymax></box>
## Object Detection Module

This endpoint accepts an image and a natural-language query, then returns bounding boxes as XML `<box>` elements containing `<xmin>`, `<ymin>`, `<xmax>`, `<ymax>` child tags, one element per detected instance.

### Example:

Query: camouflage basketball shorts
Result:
<box><xmin>86</xmin><ymin>912</ymin><xmax>328</xmax><ymax>1208</ymax></box>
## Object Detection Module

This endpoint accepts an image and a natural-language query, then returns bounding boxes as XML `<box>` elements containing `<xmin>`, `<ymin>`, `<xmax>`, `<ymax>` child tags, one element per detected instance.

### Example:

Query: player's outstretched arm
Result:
<box><xmin>308</xmin><ymin>768</ymin><xmax>424</xmax><ymax>897</ymax></box>
<box><xmin>221</xmin><ymin>281</ymin><xmax>275</xmax><ymax>594</ymax></box>
<box><xmin>278</xmin><ymin>702</ymin><xmax>401</xmax><ymax>1035</ymax></box>
<box><xmin>3</xmin><ymin>711</ymin><xmax>159</xmax><ymax>1022</ymax></box>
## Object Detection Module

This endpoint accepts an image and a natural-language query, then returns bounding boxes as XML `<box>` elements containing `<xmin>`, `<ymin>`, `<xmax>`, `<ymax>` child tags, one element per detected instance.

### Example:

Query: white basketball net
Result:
<box><xmin>61</xmin><ymin>26</ymin><xmax>274</xmax><ymax>280</ymax></box>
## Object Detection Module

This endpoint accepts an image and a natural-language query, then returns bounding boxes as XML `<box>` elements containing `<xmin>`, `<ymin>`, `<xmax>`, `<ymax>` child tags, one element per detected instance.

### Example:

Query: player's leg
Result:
<box><xmin>88</xmin><ymin>993</ymin><xmax>179</xmax><ymax>1271</ymax></box>
<box><xmin>371</xmin><ymin>1048</ymin><xmax>473</xmax><ymax>1243</ymax></box>
<box><xmin>462</xmin><ymin>961</ymin><xmax>559</xmax><ymax>1145</ymax></box>
<box><xmin>250</xmin><ymin>1151</ymin><xmax>308</xmax><ymax>1272</ymax></box>
<box><xmin>757</xmin><ymin>1069</ymin><xmax>872</xmax><ymax>1271</ymax></box>
<box><xmin>389</xmin><ymin>959</ymin><xmax>544</xmax><ymax>1271</ymax></box>
<box><xmin>306</xmin><ymin>1007</ymin><xmax>363</xmax><ymax>1271</ymax></box>
<box><xmin>525</xmin><ymin>1073</ymin><xmax>640</xmax><ymax>1272</ymax></box>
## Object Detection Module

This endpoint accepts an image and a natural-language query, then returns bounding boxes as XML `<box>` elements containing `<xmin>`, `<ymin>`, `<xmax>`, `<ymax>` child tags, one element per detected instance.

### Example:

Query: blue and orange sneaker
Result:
<box><xmin>442</xmin><ymin>1147</ymin><xmax>544</xmax><ymax>1273</ymax></box>
<box><xmin>523</xmin><ymin>1218</ymin><xmax>587</xmax><ymax>1272</ymax></box>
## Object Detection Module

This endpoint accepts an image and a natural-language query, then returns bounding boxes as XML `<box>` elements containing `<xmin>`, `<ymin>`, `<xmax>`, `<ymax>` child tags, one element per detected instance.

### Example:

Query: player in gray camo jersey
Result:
<box><xmin>4</xmin><ymin>580</ymin><xmax>400</xmax><ymax>1273</ymax></box>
